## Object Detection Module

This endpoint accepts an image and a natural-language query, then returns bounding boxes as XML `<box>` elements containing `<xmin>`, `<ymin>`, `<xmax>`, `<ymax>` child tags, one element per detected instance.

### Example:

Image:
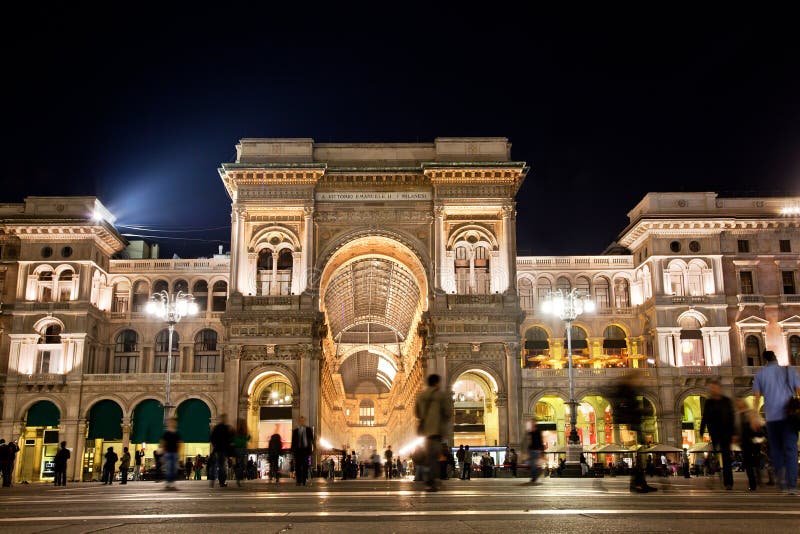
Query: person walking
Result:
<box><xmin>268</xmin><ymin>428</ymin><xmax>283</xmax><ymax>482</ymax></box>
<box><xmin>0</xmin><ymin>439</ymin><xmax>10</xmax><ymax>487</ymax></box>
<box><xmin>527</xmin><ymin>419</ymin><xmax>544</xmax><ymax>484</ymax></box>
<box><xmin>102</xmin><ymin>447</ymin><xmax>118</xmax><ymax>485</ymax></box>
<box><xmin>53</xmin><ymin>441</ymin><xmax>70</xmax><ymax>486</ymax></box>
<box><xmin>735</xmin><ymin>397</ymin><xmax>760</xmax><ymax>491</ymax></box>
<box><xmin>414</xmin><ymin>373</ymin><xmax>453</xmax><ymax>492</ymax></box>
<box><xmin>507</xmin><ymin>448</ymin><xmax>518</xmax><ymax>478</ymax></box>
<box><xmin>233</xmin><ymin>420</ymin><xmax>250</xmax><ymax>487</ymax></box>
<box><xmin>119</xmin><ymin>447</ymin><xmax>131</xmax><ymax>485</ymax></box>
<box><xmin>753</xmin><ymin>350</ymin><xmax>800</xmax><ymax>494</ymax></box>
<box><xmin>291</xmin><ymin>416</ymin><xmax>314</xmax><ymax>486</ymax></box>
<box><xmin>699</xmin><ymin>378</ymin><xmax>736</xmax><ymax>489</ymax></box>
<box><xmin>460</xmin><ymin>445</ymin><xmax>472</xmax><ymax>480</ymax></box>
<box><xmin>456</xmin><ymin>445</ymin><xmax>465</xmax><ymax>474</ymax></box>
<box><xmin>185</xmin><ymin>458</ymin><xmax>193</xmax><ymax>480</ymax></box>
<box><xmin>209</xmin><ymin>414</ymin><xmax>233</xmax><ymax>488</ymax></box>
<box><xmin>133</xmin><ymin>447</ymin><xmax>144</xmax><ymax>481</ymax></box>
<box><xmin>610</xmin><ymin>373</ymin><xmax>657</xmax><ymax>493</ymax></box>
<box><xmin>384</xmin><ymin>446</ymin><xmax>394</xmax><ymax>479</ymax></box>
<box><xmin>160</xmin><ymin>417</ymin><xmax>182</xmax><ymax>490</ymax></box>
<box><xmin>194</xmin><ymin>454</ymin><xmax>204</xmax><ymax>480</ymax></box>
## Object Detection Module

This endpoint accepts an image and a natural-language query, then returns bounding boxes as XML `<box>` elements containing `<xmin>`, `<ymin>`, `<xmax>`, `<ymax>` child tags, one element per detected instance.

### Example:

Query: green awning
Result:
<box><xmin>131</xmin><ymin>399</ymin><xmax>164</xmax><ymax>444</ymax></box>
<box><xmin>176</xmin><ymin>399</ymin><xmax>211</xmax><ymax>443</ymax></box>
<box><xmin>88</xmin><ymin>400</ymin><xmax>123</xmax><ymax>440</ymax></box>
<box><xmin>603</xmin><ymin>339</ymin><xmax>628</xmax><ymax>349</ymax></box>
<box><xmin>26</xmin><ymin>400</ymin><xmax>60</xmax><ymax>427</ymax></box>
<box><xmin>525</xmin><ymin>340</ymin><xmax>549</xmax><ymax>350</ymax></box>
<box><xmin>569</xmin><ymin>339</ymin><xmax>589</xmax><ymax>349</ymax></box>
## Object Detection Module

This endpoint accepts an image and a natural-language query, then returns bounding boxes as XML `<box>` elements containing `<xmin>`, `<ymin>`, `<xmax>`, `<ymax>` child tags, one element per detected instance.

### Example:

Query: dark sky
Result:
<box><xmin>2</xmin><ymin>5</ymin><xmax>798</xmax><ymax>258</ymax></box>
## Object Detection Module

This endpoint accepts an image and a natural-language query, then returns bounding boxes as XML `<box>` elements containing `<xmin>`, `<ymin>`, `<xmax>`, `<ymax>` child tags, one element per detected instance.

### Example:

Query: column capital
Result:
<box><xmin>303</xmin><ymin>206</ymin><xmax>315</xmax><ymax>217</ymax></box>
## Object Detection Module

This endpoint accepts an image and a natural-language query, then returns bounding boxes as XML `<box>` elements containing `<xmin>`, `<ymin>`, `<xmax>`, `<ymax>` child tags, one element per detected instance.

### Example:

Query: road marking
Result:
<box><xmin>2</xmin><ymin>509</ymin><xmax>800</xmax><ymax>523</ymax></box>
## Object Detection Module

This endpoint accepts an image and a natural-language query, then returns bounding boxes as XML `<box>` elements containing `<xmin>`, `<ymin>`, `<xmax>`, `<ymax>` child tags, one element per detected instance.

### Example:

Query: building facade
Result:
<box><xmin>1</xmin><ymin>139</ymin><xmax>799</xmax><ymax>482</ymax></box>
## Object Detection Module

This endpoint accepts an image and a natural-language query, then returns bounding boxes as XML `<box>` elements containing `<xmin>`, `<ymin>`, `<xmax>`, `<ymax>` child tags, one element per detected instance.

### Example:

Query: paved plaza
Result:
<box><xmin>1</xmin><ymin>474</ymin><xmax>798</xmax><ymax>533</ymax></box>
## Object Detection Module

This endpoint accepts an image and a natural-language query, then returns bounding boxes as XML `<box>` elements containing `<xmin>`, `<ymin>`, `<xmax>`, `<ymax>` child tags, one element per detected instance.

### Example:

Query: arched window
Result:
<box><xmin>789</xmin><ymin>335</ymin><xmax>800</xmax><ymax>366</ymax></box>
<box><xmin>537</xmin><ymin>277</ymin><xmax>552</xmax><ymax>304</ymax></box>
<box><xmin>39</xmin><ymin>270</ymin><xmax>54</xmax><ymax>281</ymax></box>
<box><xmin>565</xmin><ymin>326</ymin><xmax>590</xmax><ymax>362</ymax></box>
<box><xmin>474</xmin><ymin>246</ymin><xmax>490</xmax><ymax>294</ymax></box>
<box><xmin>194</xmin><ymin>329</ymin><xmax>219</xmax><ymax>372</ymax></box>
<box><xmin>524</xmin><ymin>326</ymin><xmax>550</xmax><ymax>369</ymax></box>
<box><xmin>154</xmin><ymin>329</ymin><xmax>179</xmax><ymax>373</ymax></box>
<box><xmin>192</xmin><ymin>280</ymin><xmax>208</xmax><ymax>312</ymax></box>
<box><xmin>518</xmin><ymin>277</ymin><xmax>534</xmax><ymax>309</ymax></box>
<box><xmin>132</xmin><ymin>281</ymin><xmax>149</xmax><ymax>312</ymax></box>
<box><xmin>602</xmin><ymin>325</ymin><xmax>628</xmax><ymax>364</ymax></box>
<box><xmin>153</xmin><ymin>279</ymin><xmax>169</xmax><ymax>294</ymax></box>
<box><xmin>614</xmin><ymin>278</ymin><xmax>631</xmax><ymax>308</ymax></box>
<box><xmin>59</xmin><ymin>269</ymin><xmax>73</xmax><ymax>281</ymax></box>
<box><xmin>556</xmin><ymin>276</ymin><xmax>571</xmax><ymax>293</ymax></box>
<box><xmin>745</xmin><ymin>335</ymin><xmax>761</xmax><ymax>366</ymax></box>
<box><xmin>454</xmin><ymin>246</ymin><xmax>470</xmax><ymax>294</ymax></box>
<box><xmin>594</xmin><ymin>277</ymin><xmax>610</xmax><ymax>309</ymax></box>
<box><xmin>576</xmin><ymin>276</ymin><xmax>590</xmax><ymax>295</ymax></box>
<box><xmin>678</xmin><ymin>316</ymin><xmax>704</xmax><ymax>366</ymax></box>
<box><xmin>257</xmin><ymin>249</ymin><xmax>273</xmax><ymax>270</ymax></box>
<box><xmin>277</xmin><ymin>249</ymin><xmax>293</xmax><ymax>270</ymax></box>
<box><xmin>38</xmin><ymin>270</ymin><xmax>54</xmax><ymax>302</ymax></box>
<box><xmin>112</xmin><ymin>281</ymin><xmax>131</xmax><ymax>313</ymax></box>
<box><xmin>114</xmin><ymin>330</ymin><xmax>139</xmax><ymax>373</ymax></box>
<box><xmin>668</xmin><ymin>263</ymin><xmax>686</xmax><ymax>296</ymax></box>
<box><xmin>259</xmin><ymin>380</ymin><xmax>293</xmax><ymax>406</ymax></box>
<box><xmin>56</xmin><ymin>268</ymin><xmax>75</xmax><ymax>301</ymax></box>
<box><xmin>173</xmin><ymin>279</ymin><xmax>189</xmax><ymax>294</ymax></box>
<box><xmin>40</xmin><ymin>324</ymin><xmax>62</xmax><ymax>344</ymax></box>
<box><xmin>359</xmin><ymin>399</ymin><xmax>375</xmax><ymax>426</ymax></box>
<box><xmin>212</xmin><ymin>281</ymin><xmax>227</xmax><ymax>311</ymax></box>
<box><xmin>687</xmin><ymin>262</ymin><xmax>704</xmax><ymax>296</ymax></box>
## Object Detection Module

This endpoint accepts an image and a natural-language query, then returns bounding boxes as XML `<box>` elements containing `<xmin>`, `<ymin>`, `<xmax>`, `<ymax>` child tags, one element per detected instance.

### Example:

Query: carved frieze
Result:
<box><xmin>315</xmin><ymin>209</ymin><xmax>432</xmax><ymax>224</ymax></box>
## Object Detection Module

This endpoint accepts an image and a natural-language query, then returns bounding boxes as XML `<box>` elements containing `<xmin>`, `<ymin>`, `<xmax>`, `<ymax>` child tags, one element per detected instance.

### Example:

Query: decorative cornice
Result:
<box><xmin>619</xmin><ymin>218</ymin><xmax>800</xmax><ymax>248</ymax></box>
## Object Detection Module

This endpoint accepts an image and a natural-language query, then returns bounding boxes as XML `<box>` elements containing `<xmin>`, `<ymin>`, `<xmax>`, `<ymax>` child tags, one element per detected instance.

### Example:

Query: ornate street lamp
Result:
<box><xmin>146</xmin><ymin>290</ymin><xmax>198</xmax><ymax>425</ymax></box>
<box><xmin>541</xmin><ymin>288</ymin><xmax>595</xmax><ymax>474</ymax></box>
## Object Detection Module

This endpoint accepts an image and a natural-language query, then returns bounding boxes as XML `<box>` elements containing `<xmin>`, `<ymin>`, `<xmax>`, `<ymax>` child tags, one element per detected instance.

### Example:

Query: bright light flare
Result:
<box><xmin>781</xmin><ymin>206</ymin><xmax>800</xmax><ymax>216</ymax></box>
<box><xmin>398</xmin><ymin>436</ymin><xmax>425</xmax><ymax>457</ymax></box>
<box><xmin>319</xmin><ymin>437</ymin><xmax>333</xmax><ymax>450</ymax></box>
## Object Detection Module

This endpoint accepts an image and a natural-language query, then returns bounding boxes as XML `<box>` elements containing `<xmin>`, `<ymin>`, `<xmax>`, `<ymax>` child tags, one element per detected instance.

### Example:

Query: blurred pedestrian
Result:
<box><xmin>210</xmin><ymin>414</ymin><xmax>233</xmax><ymax>488</ymax></box>
<box><xmin>133</xmin><ymin>447</ymin><xmax>144</xmax><ymax>481</ymax></box>
<box><xmin>414</xmin><ymin>373</ymin><xmax>453</xmax><ymax>492</ymax></box>
<box><xmin>233</xmin><ymin>419</ymin><xmax>250</xmax><ymax>487</ymax></box>
<box><xmin>119</xmin><ymin>447</ymin><xmax>131</xmax><ymax>485</ymax></box>
<box><xmin>268</xmin><ymin>428</ymin><xmax>282</xmax><ymax>482</ymax></box>
<box><xmin>753</xmin><ymin>350</ymin><xmax>800</xmax><ymax>494</ymax></box>
<box><xmin>735</xmin><ymin>397</ymin><xmax>760</xmax><ymax>491</ymax></box>
<box><xmin>185</xmin><ymin>458</ymin><xmax>193</xmax><ymax>480</ymax></box>
<box><xmin>526</xmin><ymin>419</ymin><xmax>544</xmax><ymax>484</ymax></box>
<box><xmin>384</xmin><ymin>446</ymin><xmax>394</xmax><ymax>479</ymax></box>
<box><xmin>610</xmin><ymin>373</ymin><xmax>657</xmax><ymax>493</ymax></box>
<box><xmin>291</xmin><ymin>416</ymin><xmax>314</xmax><ymax>486</ymax></box>
<box><xmin>699</xmin><ymin>378</ymin><xmax>736</xmax><ymax>489</ymax></box>
<box><xmin>460</xmin><ymin>445</ymin><xmax>472</xmax><ymax>480</ymax></box>
<box><xmin>0</xmin><ymin>439</ymin><xmax>11</xmax><ymax>487</ymax></box>
<box><xmin>53</xmin><ymin>441</ymin><xmax>70</xmax><ymax>486</ymax></box>
<box><xmin>160</xmin><ymin>417</ymin><xmax>182</xmax><ymax>490</ymax></box>
<box><xmin>507</xmin><ymin>448</ymin><xmax>518</xmax><ymax>478</ymax></box>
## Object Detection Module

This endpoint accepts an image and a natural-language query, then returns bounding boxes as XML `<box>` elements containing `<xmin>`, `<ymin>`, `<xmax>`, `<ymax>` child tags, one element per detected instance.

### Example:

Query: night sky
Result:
<box><xmin>2</xmin><ymin>5</ymin><xmax>798</xmax><ymax>258</ymax></box>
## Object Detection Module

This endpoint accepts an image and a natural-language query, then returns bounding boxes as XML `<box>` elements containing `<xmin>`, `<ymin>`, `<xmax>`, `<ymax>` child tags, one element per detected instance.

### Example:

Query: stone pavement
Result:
<box><xmin>0</xmin><ymin>473</ymin><xmax>798</xmax><ymax>533</ymax></box>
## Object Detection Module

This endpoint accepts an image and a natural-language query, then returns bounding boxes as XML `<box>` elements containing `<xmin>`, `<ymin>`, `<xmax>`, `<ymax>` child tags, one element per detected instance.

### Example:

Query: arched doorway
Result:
<box><xmin>317</xmin><ymin>234</ymin><xmax>429</xmax><ymax>454</ymax></box>
<box><xmin>451</xmin><ymin>371</ymin><xmax>499</xmax><ymax>447</ymax></box>
<box><xmin>85</xmin><ymin>400</ymin><xmax>123</xmax><ymax>481</ymax></box>
<box><xmin>19</xmin><ymin>400</ymin><xmax>61</xmax><ymax>482</ymax></box>
<box><xmin>176</xmin><ymin>399</ymin><xmax>212</xmax><ymax>459</ymax></box>
<box><xmin>533</xmin><ymin>396</ymin><xmax>566</xmax><ymax>451</ymax></box>
<box><xmin>248</xmin><ymin>372</ymin><xmax>294</xmax><ymax>451</ymax></box>
<box><xmin>576</xmin><ymin>395</ymin><xmax>613</xmax><ymax>447</ymax></box>
<box><xmin>681</xmin><ymin>395</ymin><xmax>706</xmax><ymax>448</ymax></box>
<box><xmin>130</xmin><ymin>399</ymin><xmax>164</xmax><ymax>472</ymax></box>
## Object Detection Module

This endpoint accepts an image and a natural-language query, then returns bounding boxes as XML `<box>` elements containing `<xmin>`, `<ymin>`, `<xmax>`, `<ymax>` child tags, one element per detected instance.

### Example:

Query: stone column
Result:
<box><xmin>303</xmin><ymin>207</ymin><xmax>314</xmax><ymax>293</ymax></box>
<box><xmin>269</xmin><ymin>252</ymin><xmax>279</xmax><ymax>295</ymax></box>
<box><xmin>245</xmin><ymin>252</ymin><xmax>257</xmax><ymax>296</ymax></box>
<box><xmin>230</xmin><ymin>207</ymin><xmax>241</xmax><ymax>292</ymax></box>
<box><xmin>504</xmin><ymin>342</ymin><xmax>521</xmax><ymax>449</ymax></box>
<box><xmin>434</xmin><ymin>206</ymin><xmax>445</xmax><ymax>291</ymax></box>
<box><xmin>291</xmin><ymin>251</ymin><xmax>302</xmax><ymax>295</ymax></box>
<box><xmin>235</xmin><ymin>209</ymin><xmax>249</xmax><ymax>296</ymax></box>
<box><xmin>122</xmin><ymin>416</ymin><xmax>131</xmax><ymax>449</ymax></box>
<box><xmin>500</xmin><ymin>204</ymin><xmax>514</xmax><ymax>293</ymax></box>
<box><xmin>223</xmin><ymin>347</ymin><xmax>241</xmax><ymax>419</ymax></box>
<box><xmin>61</xmin><ymin>418</ymin><xmax>79</xmax><ymax>482</ymax></box>
<box><xmin>71</xmin><ymin>419</ymin><xmax>87</xmax><ymax>482</ymax></box>
<box><xmin>496</xmin><ymin>395</ymin><xmax>508</xmax><ymax>447</ymax></box>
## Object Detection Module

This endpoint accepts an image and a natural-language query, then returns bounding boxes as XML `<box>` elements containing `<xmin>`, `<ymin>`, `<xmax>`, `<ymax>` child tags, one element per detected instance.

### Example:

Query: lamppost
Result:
<box><xmin>146</xmin><ymin>290</ymin><xmax>198</xmax><ymax>426</ymax></box>
<box><xmin>541</xmin><ymin>288</ymin><xmax>595</xmax><ymax>475</ymax></box>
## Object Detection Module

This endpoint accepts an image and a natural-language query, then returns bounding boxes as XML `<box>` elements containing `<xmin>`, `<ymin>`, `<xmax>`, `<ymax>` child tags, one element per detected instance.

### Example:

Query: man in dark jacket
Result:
<box><xmin>209</xmin><ymin>413</ymin><xmax>233</xmax><ymax>488</ymax></box>
<box><xmin>268</xmin><ymin>428</ymin><xmax>283</xmax><ymax>482</ymax></box>
<box><xmin>291</xmin><ymin>415</ymin><xmax>314</xmax><ymax>486</ymax></box>
<box><xmin>527</xmin><ymin>419</ymin><xmax>544</xmax><ymax>483</ymax></box>
<box><xmin>699</xmin><ymin>378</ymin><xmax>736</xmax><ymax>489</ymax></box>
<box><xmin>610</xmin><ymin>373</ymin><xmax>657</xmax><ymax>493</ymax></box>
<box><xmin>54</xmin><ymin>441</ymin><xmax>70</xmax><ymax>486</ymax></box>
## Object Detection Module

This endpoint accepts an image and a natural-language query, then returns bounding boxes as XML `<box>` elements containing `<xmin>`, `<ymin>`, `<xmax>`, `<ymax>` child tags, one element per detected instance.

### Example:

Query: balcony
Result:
<box><xmin>83</xmin><ymin>372</ymin><xmax>224</xmax><ymax>383</ymax></box>
<box><xmin>19</xmin><ymin>373</ymin><xmax>66</xmax><ymax>386</ymax></box>
<box><xmin>782</xmin><ymin>294</ymin><xmax>800</xmax><ymax>304</ymax></box>
<box><xmin>670</xmin><ymin>295</ymin><xmax>708</xmax><ymax>305</ymax></box>
<box><xmin>110</xmin><ymin>258</ymin><xmax>229</xmax><ymax>273</ymax></box>
<box><xmin>522</xmin><ymin>368</ymin><xmax>653</xmax><ymax>379</ymax></box>
<box><xmin>737</xmin><ymin>294</ymin><xmax>765</xmax><ymax>306</ymax></box>
<box><xmin>15</xmin><ymin>301</ymin><xmax>77</xmax><ymax>312</ymax></box>
<box><xmin>517</xmin><ymin>255</ymin><xmax>634</xmax><ymax>269</ymax></box>
<box><xmin>594</xmin><ymin>306</ymin><xmax>635</xmax><ymax>316</ymax></box>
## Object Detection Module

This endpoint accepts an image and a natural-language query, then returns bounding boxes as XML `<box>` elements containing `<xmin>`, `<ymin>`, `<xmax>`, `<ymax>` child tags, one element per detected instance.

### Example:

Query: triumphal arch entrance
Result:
<box><xmin>218</xmin><ymin>138</ymin><xmax>528</xmax><ymax>457</ymax></box>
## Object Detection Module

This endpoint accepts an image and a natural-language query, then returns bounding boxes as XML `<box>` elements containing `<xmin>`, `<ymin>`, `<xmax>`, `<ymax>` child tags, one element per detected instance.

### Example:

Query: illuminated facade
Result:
<box><xmin>1</xmin><ymin>140</ymin><xmax>799</xmax><ymax>482</ymax></box>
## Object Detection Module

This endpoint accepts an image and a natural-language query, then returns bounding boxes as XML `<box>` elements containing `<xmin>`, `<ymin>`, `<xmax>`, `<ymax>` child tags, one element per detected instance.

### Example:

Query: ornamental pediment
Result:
<box><xmin>736</xmin><ymin>315</ymin><xmax>769</xmax><ymax>329</ymax></box>
<box><xmin>778</xmin><ymin>315</ymin><xmax>800</xmax><ymax>328</ymax></box>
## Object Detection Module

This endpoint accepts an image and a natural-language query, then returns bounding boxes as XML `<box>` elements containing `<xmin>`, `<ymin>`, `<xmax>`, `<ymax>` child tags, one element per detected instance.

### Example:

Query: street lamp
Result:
<box><xmin>541</xmin><ymin>288</ymin><xmax>595</xmax><ymax>474</ymax></box>
<box><xmin>146</xmin><ymin>290</ymin><xmax>198</xmax><ymax>425</ymax></box>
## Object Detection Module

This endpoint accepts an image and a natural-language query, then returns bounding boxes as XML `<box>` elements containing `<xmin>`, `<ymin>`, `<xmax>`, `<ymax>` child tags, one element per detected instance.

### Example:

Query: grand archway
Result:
<box><xmin>318</xmin><ymin>236</ymin><xmax>428</xmax><ymax>456</ymax></box>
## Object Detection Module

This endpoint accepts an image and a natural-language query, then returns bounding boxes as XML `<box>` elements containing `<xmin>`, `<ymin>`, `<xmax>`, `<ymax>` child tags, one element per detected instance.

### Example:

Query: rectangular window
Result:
<box><xmin>113</xmin><ymin>356</ymin><xmax>138</xmax><ymax>374</ymax></box>
<box><xmin>37</xmin><ymin>351</ymin><xmax>51</xmax><ymax>373</ymax></box>
<box><xmin>737</xmin><ymin>239</ymin><xmax>750</xmax><ymax>253</ymax></box>
<box><xmin>780</xmin><ymin>239</ymin><xmax>792</xmax><ymax>253</ymax></box>
<box><xmin>154</xmin><ymin>356</ymin><xmax>179</xmax><ymax>373</ymax></box>
<box><xmin>193</xmin><ymin>355</ymin><xmax>219</xmax><ymax>373</ymax></box>
<box><xmin>782</xmin><ymin>271</ymin><xmax>796</xmax><ymax>295</ymax></box>
<box><xmin>739</xmin><ymin>271</ymin><xmax>754</xmax><ymax>295</ymax></box>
